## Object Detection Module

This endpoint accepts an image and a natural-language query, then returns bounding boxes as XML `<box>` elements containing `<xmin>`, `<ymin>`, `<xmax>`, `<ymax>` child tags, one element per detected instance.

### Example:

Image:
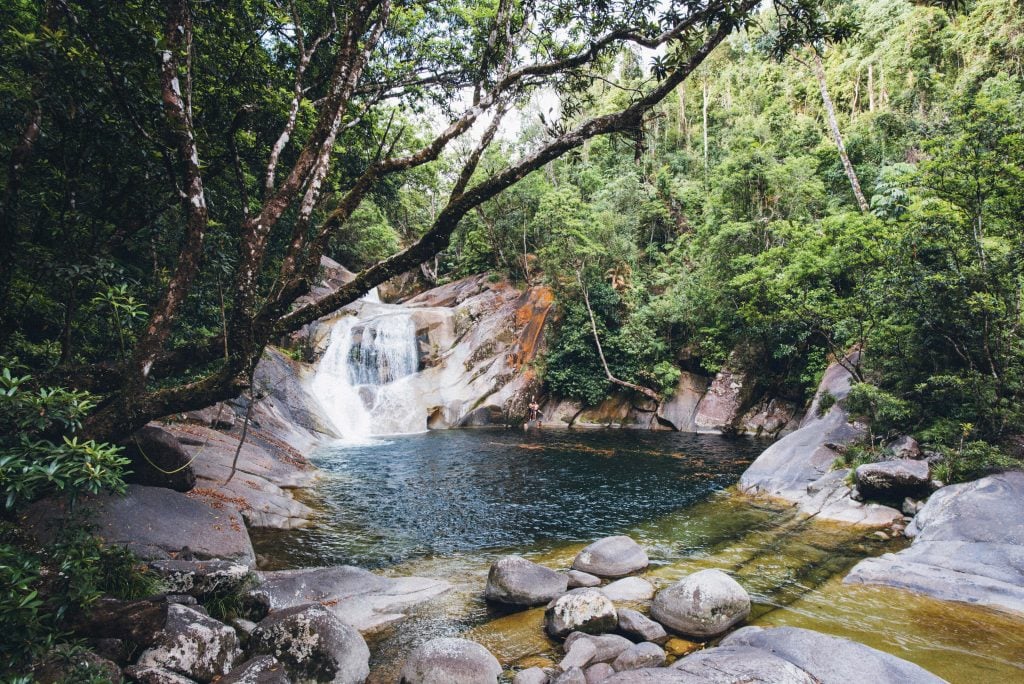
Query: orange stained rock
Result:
<box><xmin>508</xmin><ymin>286</ymin><xmax>555</xmax><ymax>370</ymax></box>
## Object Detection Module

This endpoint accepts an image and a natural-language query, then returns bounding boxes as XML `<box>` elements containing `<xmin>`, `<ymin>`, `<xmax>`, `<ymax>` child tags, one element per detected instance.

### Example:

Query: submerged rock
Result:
<box><xmin>845</xmin><ymin>470</ymin><xmax>1024</xmax><ymax>615</ymax></box>
<box><xmin>485</xmin><ymin>555</ymin><xmax>568</xmax><ymax>606</ymax></box>
<box><xmin>572</xmin><ymin>537</ymin><xmax>649</xmax><ymax>578</ymax></box>
<box><xmin>546</xmin><ymin>589</ymin><xmax>619</xmax><ymax>639</ymax></box>
<box><xmin>135</xmin><ymin>604</ymin><xmax>239</xmax><ymax>682</ymax></box>
<box><xmin>249</xmin><ymin>603</ymin><xmax>369</xmax><ymax>684</ymax></box>
<box><xmin>650</xmin><ymin>570</ymin><xmax>750</xmax><ymax>639</ymax></box>
<box><xmin>399</xmin><ymin>637</ymin><xmax>501</xmax><ymax>684</ymax></box>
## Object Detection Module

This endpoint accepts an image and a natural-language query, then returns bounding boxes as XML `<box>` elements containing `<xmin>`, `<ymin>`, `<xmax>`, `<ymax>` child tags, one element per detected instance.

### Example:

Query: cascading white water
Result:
<box><xmin>312</xmin><ymin>302</ymin><xmax>427</xmax><ymax>443</ymax></box>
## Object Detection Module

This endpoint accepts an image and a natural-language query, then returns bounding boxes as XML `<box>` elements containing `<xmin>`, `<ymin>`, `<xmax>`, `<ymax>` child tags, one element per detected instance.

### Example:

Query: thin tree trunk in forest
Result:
<box><xmin>868</xmin><ymin>63</ymin><xmax>875</xmax><ymax>112</ymax></box>
<box><xmin>702</xmin><ymin>77</ymin><xmax>709</xmax><ymax>182</ymax></box>
<box><xmin>813</xmin><ymin>52</ymin><xmax>870</xmax><ymax>213</ymax></box>
<box><xmin>577</xmin><ymin>270</ymin><xmax>661</xmax><ymax>404</ymax></box>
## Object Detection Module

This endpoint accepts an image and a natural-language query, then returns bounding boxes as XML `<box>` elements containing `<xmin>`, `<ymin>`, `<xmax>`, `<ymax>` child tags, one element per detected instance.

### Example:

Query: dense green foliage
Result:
<box><xmin>443</xmin><ymin>0</ymin><xmax>1024</xmax><ymax>472</ymax></box>
<box><xmin>0</xmin><ymin>366</ymin><xmax>157</xmax><ymax>676</ymax></box>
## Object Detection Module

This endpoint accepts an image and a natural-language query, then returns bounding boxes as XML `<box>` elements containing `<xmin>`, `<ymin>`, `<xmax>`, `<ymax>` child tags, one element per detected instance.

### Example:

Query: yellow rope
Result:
<box><xmin>131</xmin><ymin>403</ymin><xmax>226</xmax><ymax>475</ymax></box>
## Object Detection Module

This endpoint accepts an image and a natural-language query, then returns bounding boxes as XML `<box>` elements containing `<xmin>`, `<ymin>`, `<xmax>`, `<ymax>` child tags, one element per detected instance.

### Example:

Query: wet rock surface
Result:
<box><xmin>846</xmin><ymin>470</ymin><xmax>1024</xmax><ymax>615</ymax></box>
<box><xmin>615</xmin><ymin>609</ymin><xmax>667</xmax><ymax>644</ymax></box>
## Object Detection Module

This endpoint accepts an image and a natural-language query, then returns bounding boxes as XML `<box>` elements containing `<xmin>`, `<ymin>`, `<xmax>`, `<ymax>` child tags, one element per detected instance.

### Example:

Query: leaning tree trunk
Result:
<box><xmin>813</xmin><ymin>52</ymin><xmax>869</xmax><ymax>214</ymax></box>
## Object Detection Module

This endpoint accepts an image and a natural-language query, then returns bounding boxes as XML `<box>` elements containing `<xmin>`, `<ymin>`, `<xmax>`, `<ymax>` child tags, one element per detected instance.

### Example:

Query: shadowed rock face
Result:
<box><xmin>737</xmin><ymin>358</ymin><xmax>902</xmax><ymax>527</ymax></box>
<box><xmin>846</xmin><ymin>470</ymin><xmax>1024</xmax><ymax>616</ymax></box>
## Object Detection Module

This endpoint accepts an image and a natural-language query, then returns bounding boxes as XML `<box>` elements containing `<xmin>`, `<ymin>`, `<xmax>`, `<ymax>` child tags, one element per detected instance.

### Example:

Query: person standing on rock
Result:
<box><xmin>528</xmin><ymin>398</ymin><xmax>542</xmax><ymax>427</ymax></box>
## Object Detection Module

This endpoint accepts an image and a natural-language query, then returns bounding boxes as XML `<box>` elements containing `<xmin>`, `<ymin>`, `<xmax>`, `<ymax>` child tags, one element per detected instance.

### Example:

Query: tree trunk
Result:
<box><xmin>702</xmin><ymin>77</ymin><xmax>710</xmax><ymax>181</ymax></box>
<box><xmin>814</xmin><ymin>52</ymin><xmax>870</xmax><ymax>213</ymax></box>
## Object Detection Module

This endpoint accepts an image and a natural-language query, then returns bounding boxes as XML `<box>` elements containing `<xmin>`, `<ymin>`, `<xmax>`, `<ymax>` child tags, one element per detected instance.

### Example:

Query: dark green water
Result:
<box><xmin>253</xmin><ymin>429</ymin><xmax>763</xmax><ymax>569</ymax></box>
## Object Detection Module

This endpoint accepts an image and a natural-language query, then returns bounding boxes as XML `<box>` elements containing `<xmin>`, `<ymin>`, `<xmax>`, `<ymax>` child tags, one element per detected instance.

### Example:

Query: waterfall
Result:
<box><xmin>312</xmin><ymin>305</ymin><xmax>426</xmax><ymax>443</ymax></box>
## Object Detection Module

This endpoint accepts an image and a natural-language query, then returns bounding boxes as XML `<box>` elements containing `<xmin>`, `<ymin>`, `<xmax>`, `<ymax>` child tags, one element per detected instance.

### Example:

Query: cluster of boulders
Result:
<box><xmin>38</xmin><ymin>560</ymin><xmax>455</xmax><ymax>684</ymax></box>
<box><xmin>400</xmin><ymin>533</ymin><xmax>945</xmax><ymax>684</ymax></box>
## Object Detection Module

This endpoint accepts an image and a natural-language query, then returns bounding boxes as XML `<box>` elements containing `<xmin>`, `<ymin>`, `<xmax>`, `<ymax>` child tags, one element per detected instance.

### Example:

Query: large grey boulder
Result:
<box><xmin>611</xmin><ymin>643</ymin><xmax>665</xmax><ymax>671</ymax></box>
<box><xmin>615</xmin><ymin>609</ymin><xmax>666</xmax><ymax>644</ymax></box>
<box><xmin>564</xmin><ymin>633</ymin><xmax>633</xmax><ymax>664</ymax></box>
<box><xmin>572</xmin><ymin>537</ymin><xmax>649</xmax><ymax>578</ymax></box>
<box><xmin>845</xmin><ymin>470</ymin><xmax>1024</xmax><ymax>615</ymax></box>
<box><xmin>248</xmin><ymin>565</ymin><xmax>450</xmax><ymax>633</ymax></box>
<box><xmin>25</xmin><ymin>484</ymin><xmax>256</xmax><ymax>566</ymax></box>
<box><xmin>121</xmin><ymin>425</ymin><xmax>197</xmax><ymax>492</ymax></box>
<box><xmin>667</xmin><ymin>645</ymin><xmax>817</xmax><ymax>683</ymax></box>
<box><xmin>650</xmin><ymin>570</ymin><xmax>749</xmax><ymax>638</ymax></box>
<box><xmin>485</xmin><ymin>556</ymin><xmax>568</xmax><ymax>606</ymax></box>
<box><xmin>399</xmin><ymin>637</ymin><xmax>501</xmax><ymax>684</ymax></box>
<box><xmin>546</xmin><ymin>589</ymin><xmax>619</xmax><ymax>639</ymax></box>
<box><xmin>249</xmin><ymin>604</ymin><xmax>369</xmax><ymax>684</ymax></box>
<box><xmin>720</xmin><ymin>626</ymin><xmax>946</xmax><ymax>683</ymax></box>
<box><xmin>737</xmin><ymin>358</ymin><xmax>902</xmax><ymax>526</ymax></box>
<box><xmin>854</xmin><ymin>460</ymin><xmax>931</xmax><ymax>501</ymax></box>
<box><xmin>135</xmin><ymin>604</ymin><xmax>240</xmax><ymax>682</ymax></box>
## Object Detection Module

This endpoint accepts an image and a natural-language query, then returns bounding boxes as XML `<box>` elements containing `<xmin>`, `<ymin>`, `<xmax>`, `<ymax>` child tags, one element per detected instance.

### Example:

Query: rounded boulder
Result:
<box><xmin>485</xmin><ymin>555</ymin><xmax>568</xmax><ymax>606</ymax></box>
<box><xmin>572</xmin><ymin>537</ymin><xmax>648</xmax><ymax>579</ymax></box>
<box><xmin>249</xmin><ymin>603</ymin><xmax>369</xmax><ymax>684</ymax></box>
<box><xmin>545</xmin><ymin>589</ymin><xmax>618</xmax><ymax>640</ymax></box>
<box><xmin>650</xmin><ymin>569</ymin><xmax>750</xmax><ymax>639</ymax></box>
<box><xmin>399</xmin><ymin>637</ymin><xmax>501</xmax><ymax>684</ymax></box>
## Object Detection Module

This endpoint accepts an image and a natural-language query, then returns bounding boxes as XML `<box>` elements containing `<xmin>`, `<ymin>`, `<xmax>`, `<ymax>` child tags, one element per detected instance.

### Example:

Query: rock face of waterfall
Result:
<box><xmin>307</xmin><ymin>275</ymin><xmax>555</xmax><ymax>441</ymax></box>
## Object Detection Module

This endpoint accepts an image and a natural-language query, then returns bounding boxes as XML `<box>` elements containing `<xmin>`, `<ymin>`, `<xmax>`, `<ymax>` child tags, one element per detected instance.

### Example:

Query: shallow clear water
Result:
<box><xmin>251</xmin><ymin>429</ymin><xmax>1024</xmax><ymax>684</ymax></box>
